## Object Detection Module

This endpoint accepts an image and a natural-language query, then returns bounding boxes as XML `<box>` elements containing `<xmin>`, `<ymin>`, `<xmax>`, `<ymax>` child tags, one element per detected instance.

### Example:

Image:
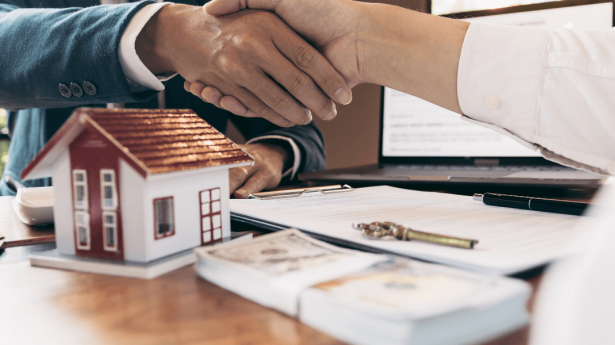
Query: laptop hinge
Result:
<box><xmin>474</xmin><ymin>159</ymin><xmax>499</xmax><ymax>166</ymax></box>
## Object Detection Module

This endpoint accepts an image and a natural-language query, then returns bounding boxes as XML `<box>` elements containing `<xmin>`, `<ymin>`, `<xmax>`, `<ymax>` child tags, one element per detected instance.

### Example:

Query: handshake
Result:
<box><xmin>139</xmin><ymin>0</ymin><xmax>470</xmax><ymax>127</ymax></box>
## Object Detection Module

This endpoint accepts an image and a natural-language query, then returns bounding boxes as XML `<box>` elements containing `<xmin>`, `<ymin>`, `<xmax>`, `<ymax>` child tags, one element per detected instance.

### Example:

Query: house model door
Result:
<box><xmin>69</xmin><ymin>130</ymin><xmax>124</xmax><ymax>260</ymax></box>
<box><xmin>199</xmin><ymin>188</ymin><xmax>222</xmax><ymax>244</ymax></box>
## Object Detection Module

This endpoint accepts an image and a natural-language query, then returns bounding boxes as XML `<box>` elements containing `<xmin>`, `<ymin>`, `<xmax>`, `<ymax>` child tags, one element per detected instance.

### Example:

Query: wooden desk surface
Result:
<box><xmin>0</xmin><ymin>244</ymin><xmax>542</xmax><ymax>345</ymax></box>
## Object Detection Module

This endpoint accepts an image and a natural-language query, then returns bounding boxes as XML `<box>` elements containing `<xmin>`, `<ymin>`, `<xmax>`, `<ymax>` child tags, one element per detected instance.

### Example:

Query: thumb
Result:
<box><xmin>204</xmin><ymin>0</ymin><xmax>281</xmax><ymax>16</ymax></box>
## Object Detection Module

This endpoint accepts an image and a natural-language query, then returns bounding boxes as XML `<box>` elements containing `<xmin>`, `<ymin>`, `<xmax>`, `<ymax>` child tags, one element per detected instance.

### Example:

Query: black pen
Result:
<box><xmin>472</xmin><ymin>193</ymin><xmax>589</xmax><ymax>216</ymax></box>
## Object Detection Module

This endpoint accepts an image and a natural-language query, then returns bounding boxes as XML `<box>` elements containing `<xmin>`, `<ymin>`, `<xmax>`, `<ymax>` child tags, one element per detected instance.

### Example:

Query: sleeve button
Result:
<box><xmin>59</xmin><ymin>83</ymin><xmax>72</xmax><ymax>98</ymax></box>
<box><xmin>70</xmin><ymin>82</ymin><xmax>84</xmax><ymax>97</ymax></box>
<box><xmin>484</xmin><ymin>96</ymin><xmax>500</xmax><ymax>110</ymax></box>
<box><xmin>83</xmin><ymin>81</ymin><xmax>97</xmax><ymax>96</ymax></box>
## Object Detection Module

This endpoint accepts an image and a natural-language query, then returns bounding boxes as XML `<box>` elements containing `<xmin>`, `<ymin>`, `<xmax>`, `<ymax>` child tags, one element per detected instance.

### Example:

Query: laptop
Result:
<box><xmin>300</xmin><ymin>0</ymin><xmax>613</xmax><ymax>187</ymax></box>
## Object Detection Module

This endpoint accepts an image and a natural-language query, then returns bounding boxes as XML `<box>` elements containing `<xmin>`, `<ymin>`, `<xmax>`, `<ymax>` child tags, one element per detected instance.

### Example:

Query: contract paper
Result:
<box><xmin>230</xmin><ymin>186</ymin><xmax>585</xmax><ymax>275</ymax></box>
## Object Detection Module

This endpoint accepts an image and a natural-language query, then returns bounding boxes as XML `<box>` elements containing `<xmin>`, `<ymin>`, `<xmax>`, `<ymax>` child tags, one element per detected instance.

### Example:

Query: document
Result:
<box><xmin>230</xmin><ymin>186</ymin><xmax>585</xmax><ymax>274</ymax></box>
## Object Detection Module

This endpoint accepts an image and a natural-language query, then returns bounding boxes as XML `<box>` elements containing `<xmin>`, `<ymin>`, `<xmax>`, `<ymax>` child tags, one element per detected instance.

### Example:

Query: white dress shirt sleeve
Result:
<box><xmin>245</xmin><ymin>136</ymin><xmax>302</xmax><ymax>180</ymax></box>
<box><xmin>457</xmin><ymin>23</ymin><xmax>615</xmax><ymax>175</ymax></box>
<box><xmin>118</xmin><ymin>2</ymin><xmax>176</xmax><ymax>91</ymax></box>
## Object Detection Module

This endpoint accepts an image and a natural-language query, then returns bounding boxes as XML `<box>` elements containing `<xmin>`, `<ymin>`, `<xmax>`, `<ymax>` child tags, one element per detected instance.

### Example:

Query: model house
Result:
<box><xmin>21</xmin><ymin>108</ymin><xmax>253</xmax><ymax>264</ymax></box>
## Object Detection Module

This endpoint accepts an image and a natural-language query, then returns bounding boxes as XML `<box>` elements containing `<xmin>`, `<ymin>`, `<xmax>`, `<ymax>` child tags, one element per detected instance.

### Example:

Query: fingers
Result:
<box><xmin>184</xmin><ymin>80</ymin><xmax>294</xmax><ymax>127</ymax></box>
<box><xmin>204</xmin><ymin>0</ymin><xmax>282</xmax><ymax>17</ymax></box>
<box><xmin>202</xmin><ymin>86</ymin><xmax>224</xmax><ymax>107</ymax></box>
<box><xmin>225</xmin><ymin>86</ymin><xmax>296</xmax><ymax>127</ymax></box>
<box><xmin>219</xmin><ymin>96</ymin><xmax>248</xmax><ymax>115</ymax></box>
<box><xmin>189</xmin><ymin>81</ymin><xmax>207</xmax><ymax>102</ymax></box>
<box><xmin>234</xmin><ymin>170</ymin><xmax>276</xmax><ymax>199</ymax></box>
<box><xmin>229</xmin><ymin>166</ymin><xmax>255</xmax><ymax>195</ymax></box>
<box><xmin>273</xmin><ymin>30</ymin><xmax>352</xmax><ymax>112</ymax></box>
<box><xmin>239</xmin><ymin>69</ymin><xmax>313</xmax><ymax>125</ymax></box>
<box><xmin>185</xmin><ymin>80</ymin><xmax>225</xmax><ymax>108</ymax></box>
<box><xmin>261</xmin><ymin>46</ymin><xmax>338</xmax><ymax>121</ymax></box>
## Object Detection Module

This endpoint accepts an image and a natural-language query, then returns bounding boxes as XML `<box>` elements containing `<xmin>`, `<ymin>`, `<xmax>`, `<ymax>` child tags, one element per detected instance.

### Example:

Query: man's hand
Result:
<box><xmin>194</xmin><ymin>0</ymin><xmax>469</xmax><ymax>115</ymax></box>
<box><xmin>185</xmin><ymin>0</ymin><xmax>363</xmax><ymax>117</ymax></box>
<box><xmin>136</xmin><ymin>4</ymin><xmax>352</xmax><ymax>126</ymax></box>
<box><xmin>229</xmin><ymin>143</ymin><xmax>289</xmax><ymax>199</ymax></box>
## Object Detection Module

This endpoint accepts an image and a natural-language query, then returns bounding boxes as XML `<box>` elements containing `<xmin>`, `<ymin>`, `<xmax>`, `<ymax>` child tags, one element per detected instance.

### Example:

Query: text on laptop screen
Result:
<box><xmin>382</xmin><ymin>2</ymin><xmax>613</xmax><ymax>157</ymax></box>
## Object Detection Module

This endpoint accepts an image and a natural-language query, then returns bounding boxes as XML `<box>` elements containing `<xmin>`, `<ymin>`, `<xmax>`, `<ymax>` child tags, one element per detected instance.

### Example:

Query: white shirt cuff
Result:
<box><xmin>457</xmin><ymin>23</ymin><xmax>548</xmax><ymax>147</ymax></box>
<box><xmin>118</xmin><ymin>2</ymin><xmax>177</xmax><ymax>92</ymax></box>
<box><xmin>457</xmin><ymin>23</ymin><xmax>615</xmax><ymax>175</ymax></box>
<box><xmin>246</xmin><ymin>136</ymin><xmax>301</xmax><ymax>180</ymax></box>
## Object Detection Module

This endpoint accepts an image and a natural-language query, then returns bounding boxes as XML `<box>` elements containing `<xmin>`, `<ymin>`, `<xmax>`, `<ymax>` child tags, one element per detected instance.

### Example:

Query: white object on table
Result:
<box><xmin>12</xmin><ymin>187</ymin><xmax>54</xmax><ymax>226</ymax></box>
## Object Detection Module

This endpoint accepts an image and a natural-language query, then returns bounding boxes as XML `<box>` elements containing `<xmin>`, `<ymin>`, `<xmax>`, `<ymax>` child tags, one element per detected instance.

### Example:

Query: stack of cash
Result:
<box><xmin>194</xmin><ymin>229</ymin><xmax>530</xmax><ymax>345</ymax></box>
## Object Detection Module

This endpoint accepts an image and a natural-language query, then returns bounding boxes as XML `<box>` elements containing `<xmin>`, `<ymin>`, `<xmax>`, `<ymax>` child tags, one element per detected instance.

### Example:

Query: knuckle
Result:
<box><xmin>259</xmin><ymin>105</ymin><xmax>279</xmax><ymax>120</ymax></box>
<box><xmin>290</xmin><ymin>74</ymin><xmax>314</xmax><ymax>94</ymax></box>
<box><xmin>270</xmin><ymin>92</ymin><xmax>292</xmax><ymax>113</ymax></box>
<box><xmin>322</xmin><ymin>73</ymin><xmax>341</xmax><ymax>91</ymax></box>
<box><xmin>232</xmin><ymin>35</ymin><xmax>251</xmax><ymax>51</ymax></box>
<box><xmin>294</xmin><ymin>45</ymin><xmax>318</xmax><ymax>69</ymax></box>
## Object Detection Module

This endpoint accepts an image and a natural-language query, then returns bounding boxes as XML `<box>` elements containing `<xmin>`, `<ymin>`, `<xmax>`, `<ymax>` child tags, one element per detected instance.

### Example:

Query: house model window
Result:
<box><xmin>200</xmin><ymin>188</ymin><xmax>222</xmax><ymax>244</ymax></box>
<box><xmin>73</xmin><ymin>170</ymin><xmax>88</xmax><ymax>210</ymax></box>
<box><xmin>154</xmin><ymin>197</ymin><xmax>175</xmax><ymax>240</ymax></box>
<box><xmin>100</xmin><ymin>170</ymin><xmax>117</xmax><ymax>209</ymax></box>
<box><xmin>103</xmin><ymin>212</ymin><xmax>118</xmax><ymax>251</ymax></box>
<box><xmin>74</xmin><ymin>211</ymin><xmax>90</xmax><ymax>250</ymax></box>
<box><xmin>72</xmin><ymin>169</ymin><xmax>91</xmax><ymax>250</ymax></box>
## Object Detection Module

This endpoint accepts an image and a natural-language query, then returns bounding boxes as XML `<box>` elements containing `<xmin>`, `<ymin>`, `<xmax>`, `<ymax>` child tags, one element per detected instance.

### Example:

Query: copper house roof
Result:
<box><xmin>21</xmin><ymin>108</ymin><xmax>253</xmax><ymax>180</ymax></box>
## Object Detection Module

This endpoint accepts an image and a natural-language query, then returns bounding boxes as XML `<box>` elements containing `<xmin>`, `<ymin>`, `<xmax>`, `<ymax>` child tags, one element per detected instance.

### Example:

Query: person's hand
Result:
<box><xmin>229</xmin><ymin>143</ymin><xmax>289</xmax><ymax>198</ymax></box>
<box><xmin>136</xmin><ymin>4</ymin><xmax>353</xmax><ymax>126</ymax></box>
<box><xmin>196</xmin><ymin>0</ymin><xmax>468</xmax><ymax>115</ymax></box>
<box><xmin>184</xmin><ymin>0</ymin><xmax>363</xmax><ymax>117</ymax></box>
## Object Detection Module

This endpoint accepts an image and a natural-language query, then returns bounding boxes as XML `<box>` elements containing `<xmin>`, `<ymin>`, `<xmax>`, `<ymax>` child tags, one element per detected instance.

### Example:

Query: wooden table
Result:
<box><xmin>0</xmin><ymin>185</ymin><xmax>600</xmax><ymax>345</ymax></box>
<box><xmin>0</xmin><ymin>240</ymin><xmax>541</xmax><ymax>345</ymax></box>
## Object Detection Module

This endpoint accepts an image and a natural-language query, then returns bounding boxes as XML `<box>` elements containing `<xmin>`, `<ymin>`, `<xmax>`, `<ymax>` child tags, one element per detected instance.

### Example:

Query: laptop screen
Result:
<box><xmin>381</xmin><ymin>1</ymin><xmax>614</xmax><ymax>159</ymax></box>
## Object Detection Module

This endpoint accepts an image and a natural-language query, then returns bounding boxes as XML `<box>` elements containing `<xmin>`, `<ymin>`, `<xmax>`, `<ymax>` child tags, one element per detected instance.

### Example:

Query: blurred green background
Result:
<box><xmin>0</xmin><ymin>109</ymin><xmax>9</xmax><ymax>175</ymax></box>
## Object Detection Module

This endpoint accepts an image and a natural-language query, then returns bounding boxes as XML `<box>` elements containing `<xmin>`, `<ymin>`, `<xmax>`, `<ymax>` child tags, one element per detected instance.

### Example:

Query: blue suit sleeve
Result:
<box><xmin>0</xmin><ymin>1</ymin><xmax>159</xmax><ymax>110</ymax></box>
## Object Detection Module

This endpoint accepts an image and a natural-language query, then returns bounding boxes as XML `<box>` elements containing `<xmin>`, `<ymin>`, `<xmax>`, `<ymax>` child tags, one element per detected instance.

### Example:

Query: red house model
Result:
<box><xmin>22</xmin><ymin>108</ymin><xmax>253</xmax><ymax>277</ymax></box>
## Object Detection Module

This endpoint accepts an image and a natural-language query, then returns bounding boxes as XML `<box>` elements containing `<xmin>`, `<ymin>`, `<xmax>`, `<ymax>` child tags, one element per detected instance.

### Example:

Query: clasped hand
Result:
<box><xmin>139</xmin><ymin>4</ymin><xmax>353</xmax><ymax>127</ymax></box>
<box><xmin>183</xmin><ymin>0</ymin><xmax>366</xmax><ymax>124</ymax></box>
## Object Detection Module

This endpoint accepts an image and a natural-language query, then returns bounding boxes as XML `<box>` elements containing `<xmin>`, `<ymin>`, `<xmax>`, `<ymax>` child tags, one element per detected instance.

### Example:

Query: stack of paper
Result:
<box><xmin>230</xmin><ymin>186</ymin><xmax>583</xmax><ymax>274</ymax></box>
<box><xmin>195</xmin><ymin>230</ymin><xmax>530</xmax><ymax>345</ymax></box>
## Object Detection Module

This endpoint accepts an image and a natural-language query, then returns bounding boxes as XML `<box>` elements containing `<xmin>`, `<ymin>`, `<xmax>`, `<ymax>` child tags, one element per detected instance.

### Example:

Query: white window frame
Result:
<box><xmin>74</xmin><ymin>211</ymin><xmax>91</xmax><ymax>250</ymax></box>
<box><xmin>72</xmin><ymin>169</ymin><xmax>88</xmax><ymax>210</ymax></box>
<box><xmin>102</xmin><ymin>211</ymin><xmax>118</xmax><ymax>252</ymax></box>
<box><xmin>100</xmin><ymin>169</ymin><xmax>118</xmax><ymax>210</ymax></box>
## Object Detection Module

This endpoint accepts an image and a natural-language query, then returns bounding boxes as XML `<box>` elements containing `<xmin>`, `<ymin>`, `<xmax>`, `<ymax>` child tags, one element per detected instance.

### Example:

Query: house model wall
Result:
<box><xmin>21</xmin><ymin>108</ymin><xmax>253</xmax><ymax>263</ymax></box>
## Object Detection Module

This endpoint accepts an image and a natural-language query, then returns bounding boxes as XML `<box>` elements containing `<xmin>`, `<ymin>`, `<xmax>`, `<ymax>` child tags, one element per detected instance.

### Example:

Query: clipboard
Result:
<box><xmin>248</xmin><ymin>184</ymin><xmax>354</xmax><ymax>200</ymax></box>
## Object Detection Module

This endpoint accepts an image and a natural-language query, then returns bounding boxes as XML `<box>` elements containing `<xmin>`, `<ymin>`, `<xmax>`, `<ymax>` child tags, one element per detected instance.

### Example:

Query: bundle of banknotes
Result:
<box><xmin>195</xmin><ymin>229</ymin><xmax>530</xmax><ymax>345</ymax></box>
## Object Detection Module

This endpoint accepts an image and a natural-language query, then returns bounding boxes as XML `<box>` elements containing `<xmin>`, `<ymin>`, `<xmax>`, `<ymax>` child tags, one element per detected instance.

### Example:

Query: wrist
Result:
<box><xmin>252</xmin><ymin>142</ymin><xmax>291</xmax><ymax>171</ymax></box>
<box><xmin>136</xmin><ymin>3</ymin><xmax>190</xmax><ymax>75</ymax></box>
<box><xmin>354</xmin><ymin>3</ymin><xmax>407</xmax><ymax>86</ymax></box>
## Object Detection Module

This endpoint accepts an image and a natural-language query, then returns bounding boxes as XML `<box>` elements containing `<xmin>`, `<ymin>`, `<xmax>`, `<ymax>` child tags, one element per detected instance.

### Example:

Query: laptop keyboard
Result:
<box><xmin>391</xmin><ymin>165</ymin><xmax>572</xmax><ymax>172</ymax></box>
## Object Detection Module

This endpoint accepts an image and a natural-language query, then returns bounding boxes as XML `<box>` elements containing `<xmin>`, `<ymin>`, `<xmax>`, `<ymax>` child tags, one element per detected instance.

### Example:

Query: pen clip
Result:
<box><xmin>248</xmin><ymin>184</ymin><xmax>354</xmax><ymax>200</ymax></box>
